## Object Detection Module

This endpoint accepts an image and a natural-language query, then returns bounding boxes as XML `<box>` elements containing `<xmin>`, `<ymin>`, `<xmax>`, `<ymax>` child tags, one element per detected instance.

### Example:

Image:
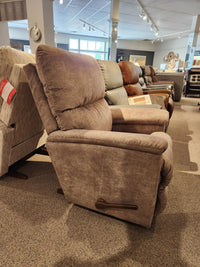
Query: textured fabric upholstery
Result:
<box><xmin>23</xmin><ymin>64</ymin><xmax>58</xmax><ymax>134</ymax></box>
<box><xmin>24</xmin><ymin>45</ymin><xmax>173</xmax><ymax>228</ymax></box>
<box><xmin>36</xmin><ymin>45</ymin><xmax>112</xmax><ymax>131</ymax></box>
<box><xmin>0</xmin><ymin>46</ymin><xmax>45</xmax><ymax>177</ymax></box>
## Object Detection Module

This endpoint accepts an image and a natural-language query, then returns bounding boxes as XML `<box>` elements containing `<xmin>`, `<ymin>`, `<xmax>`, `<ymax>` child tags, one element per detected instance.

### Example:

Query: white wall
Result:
<box><xmin>117</xmin><ymin>39</ymin><xmax>155</xmax><ymax>51</ymax></box>
<box><xmin>9</xmin><ymin>27</ymin><xmax>29</xmax><ymax>40</ymax></box>
<box><xmin>0</xmin><ymin>22</ymin><xmax>10</xmax><ymax>46</ymax></box>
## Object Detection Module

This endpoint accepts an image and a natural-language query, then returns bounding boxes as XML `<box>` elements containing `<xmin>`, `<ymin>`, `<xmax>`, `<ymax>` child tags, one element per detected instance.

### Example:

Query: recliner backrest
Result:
<box><xmin>0</xmin><ymin>46</ymin><xmax>43</xmax><ymax>146</ymax></box>
<box><xmin>118</xmin><ymin>61</ymin><xmax>144</xmax><ymax>96</ymax></box>
<box><xmin>26</xmin><ymin>45</ymin><xmax>112</xmax><ymax>132</ymax></box>
<box><xmin>97</xmin><ymin>60</ymin><xmax>129</xmax><ymax>105</ymax></box>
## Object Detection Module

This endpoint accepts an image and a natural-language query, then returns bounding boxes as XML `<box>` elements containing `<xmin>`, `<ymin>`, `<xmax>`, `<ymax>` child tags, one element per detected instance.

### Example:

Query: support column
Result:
<box><xmin>185</xmin><ymin>15</ymin><xmax>200</xmax><ymax>69</ymax></box>
<box><xmin>0</xmin><ymin>22</ymin><xmax>10</xmax><ymax>46</ymax></box>
<box><xmin>109</xmin><ymin>0</ymin><xmax>119</xmax><ymax>61</ymax></box>
<box><xmin>26</xmin><ymin>0</ymin><xmax>55</xmax><ymax>53</ymax></box>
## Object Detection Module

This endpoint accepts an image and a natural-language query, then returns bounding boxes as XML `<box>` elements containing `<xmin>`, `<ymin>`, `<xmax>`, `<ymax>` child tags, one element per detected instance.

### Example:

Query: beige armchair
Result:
<box><xmin>0</xmin><ymin>46</ymin><xmax>46</xmax><ymax>178</ymax></box>
<box><xmin>24</xmin><ymin>45</ymin><xmax>173</xmax><ymax>228</ymax></box>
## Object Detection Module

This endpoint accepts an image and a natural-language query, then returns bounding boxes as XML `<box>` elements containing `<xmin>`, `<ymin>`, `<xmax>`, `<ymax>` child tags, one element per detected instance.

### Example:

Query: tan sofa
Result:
<box><xmin>24</xmin><ymin>45</ymin><xmax>173</xmax><ymax>228</ymax></box>
<box><xmin>0</xmin><ymin>46</ymin><xmax>46</xmax><ymax>178</ymax></box>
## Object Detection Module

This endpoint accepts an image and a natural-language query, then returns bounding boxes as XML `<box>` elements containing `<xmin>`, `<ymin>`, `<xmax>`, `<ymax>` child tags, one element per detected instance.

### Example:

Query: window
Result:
<box><xmin>69</xmin><ymin>39</ymin><xmax>78</xmax><ymax>49</ymax></box>
<box><xmin>69</xmin><ymin>38</ymin><xmax>109</xmax><ymax>60</ymax></box>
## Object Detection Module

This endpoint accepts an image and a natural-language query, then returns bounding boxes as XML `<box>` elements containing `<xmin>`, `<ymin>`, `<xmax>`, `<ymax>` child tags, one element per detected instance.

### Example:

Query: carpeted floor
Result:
<box><xmin>0</xmin><ymin>97</ymin><xmax>200</xmax><ymax>267</ymax></box>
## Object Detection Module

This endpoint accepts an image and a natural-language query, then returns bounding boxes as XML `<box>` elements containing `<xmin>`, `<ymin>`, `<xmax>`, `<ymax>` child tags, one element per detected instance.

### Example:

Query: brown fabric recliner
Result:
<box><xmin>24</xmin><ymin>45</ymin><xmax>173</xmax><ymax>228</ymax></box>
<box><xmin>0</xmin><ymin>46</ymin><xmax>47</xmax><ymax>178</ymax></box>
<box><xmin>119</xmin><ymin>61</ymin><xmax>174</xmax><ymax>118</ymax></box>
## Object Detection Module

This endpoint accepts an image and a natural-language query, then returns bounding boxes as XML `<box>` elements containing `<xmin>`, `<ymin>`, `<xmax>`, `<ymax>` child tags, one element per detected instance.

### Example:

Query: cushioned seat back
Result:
<box><xmin>141</xmin><ymin>65</ymin><xmax>153</xmax><ymax>85</ymax></box>
<box><xmin>34</xmin><ymin>45</ymin><xmax>112</xmax><ymax>131</ymax></box>
<box><xmin>0</xmin><ymin>46</ymin><xmax>35</xmax><ymax>81</ymax></box>
<box><xmin>149</xmin><ymin>65</ymin><xmax>158</xmax><ymax>82</ymax></box>
<box><xmin>97</xmin><ymin>60</ymin><xmax>129</xmax><ymax>105</ymax></box>
<box><xmin>118</xmin><ymin>61</ymin><xmax>143</xmax><ymax>96</ymax></box>
<box><xmin>0</xmin><ymin>47</ymin><xmax>43</xmax><ymax>146</ymax></box>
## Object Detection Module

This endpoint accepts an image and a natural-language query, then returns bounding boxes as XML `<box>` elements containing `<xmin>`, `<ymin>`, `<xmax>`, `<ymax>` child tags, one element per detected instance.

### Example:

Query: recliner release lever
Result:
<box><xmin>95</xmin><ymin>198</ymin><xmax>138</xmax><ymax>210</ymax></box>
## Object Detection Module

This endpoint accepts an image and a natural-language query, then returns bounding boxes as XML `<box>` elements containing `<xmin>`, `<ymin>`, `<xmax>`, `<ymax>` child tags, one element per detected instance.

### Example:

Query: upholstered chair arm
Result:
<box><xmin>46</xmin><ymin>129</ymin><xmax>172</xmax><ymax>228</ymax></box>
<box><xmin>47</xmin><ymin>129</ymin><xmax>168</xmax><ymax>154</ymax></box>
<box><xmin>146</xmin><ymin>84</ymin><xmax>173</xmax><ymax>90</ymax></box>
<box><xmin>143</xmin><ymin>89</ymin><xmax>171</xmax><ymax>95</ymax></box>
<box><xmin>110</xmin><ymin>107</ymin><xmax>169</xmax><ymax>134</ymax></box>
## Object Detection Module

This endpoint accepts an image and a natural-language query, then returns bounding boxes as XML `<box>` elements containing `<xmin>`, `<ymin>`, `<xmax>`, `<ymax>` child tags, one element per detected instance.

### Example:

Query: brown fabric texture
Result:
<box><xmin>0</xmin><ymin>121</ymin><xmax>14</xmax><ymax>176</ymax></box>
<box><xmin>97</xmin><ymin>59</ymin><xmax>123</xmax><ymax>90</ymax></box>
<box><xmin>119</xmin><ymin>61</ymin><xmax>139</xmax><ymax>85</ymax></box>
<box><xmin>0</xmin><ymin>64</ymin><xmax>44</xmax><ymax>146</ymax></box>
<box><xmin>0</xmin><ymin>46</ymin><xmax>35</xmax><ymax>79</ymax></box>
<box><xmin>46</xmin><ymin>129</ymin><xmax>172</xmax><ymax>228</ymax></box>
<box><xmin>36</xmin><ymin>45</ymin><xmax>112</xmax><ymax>131</ymax></box>
<box><xmin>23</xmin><ymin>63</ymin><xmax>58</xmax><ymax>134</ymax></box>
<box><xmin>111</xmin><ymin>107</ymin><xmax>169</xmax><ymax>134</ymax></box>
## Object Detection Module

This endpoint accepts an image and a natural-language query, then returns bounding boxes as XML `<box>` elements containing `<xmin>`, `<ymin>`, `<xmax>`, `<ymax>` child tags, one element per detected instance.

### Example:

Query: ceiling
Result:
<box><xmin>7</xmin><ymin>0</ymin><xmax>200</xmax><ymax>41</ymax></box>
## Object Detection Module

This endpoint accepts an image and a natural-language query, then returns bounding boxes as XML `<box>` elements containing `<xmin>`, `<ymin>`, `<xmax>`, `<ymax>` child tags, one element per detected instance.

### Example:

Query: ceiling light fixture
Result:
<box><xmin>59</xmin><ymin>0</ymin><xmax>63</xmax><ymax>4</ymax></box>
<box><xmin>137</xmin><ymin>0</ymin><xmax>159</xmax><ymax>38</ymax></box>
<box><xmin>79</xmin><ymin>19</ymin><xmax>108</xmax><ymax>36</ymax></box>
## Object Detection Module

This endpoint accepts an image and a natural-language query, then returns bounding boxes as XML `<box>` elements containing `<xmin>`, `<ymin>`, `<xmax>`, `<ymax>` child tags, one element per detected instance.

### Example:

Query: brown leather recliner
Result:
<box><xmin>24</xmin><ymin>45</ymin><xmax>173</xmax><ymax>228</ymax></box>
<box><xmin>119</xmin><ymin>61</ymin><xmax>174</xmax><ymax>118</ymax></box>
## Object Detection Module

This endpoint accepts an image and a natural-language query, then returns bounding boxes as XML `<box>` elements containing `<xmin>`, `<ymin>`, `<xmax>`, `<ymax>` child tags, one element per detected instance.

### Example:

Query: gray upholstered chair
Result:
<box><xmin>0</xmin><ymin>46</ymin><xmax>47</xmax><ymax>178</ymax></box>
<box><xmin>24</xmin><ymin>45</ymin><xmax>173</xmax><ymax>228</ymax></box>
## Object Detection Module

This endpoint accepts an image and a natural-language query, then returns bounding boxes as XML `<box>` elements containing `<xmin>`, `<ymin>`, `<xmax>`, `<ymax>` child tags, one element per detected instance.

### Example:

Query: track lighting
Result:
<box><xmin>142</xmin><ymin>14</ymin><xmax>147</xmax><ymax>20</ymax></box>
<box><xmin>79</xmin><ymin>19</ymin><xmax>108</xmax><ymax>36</ymax></box>
<box><xmin>137</xmin><ymin>0</ymin><xmax>159</xmax><ymax>38</ymax></box>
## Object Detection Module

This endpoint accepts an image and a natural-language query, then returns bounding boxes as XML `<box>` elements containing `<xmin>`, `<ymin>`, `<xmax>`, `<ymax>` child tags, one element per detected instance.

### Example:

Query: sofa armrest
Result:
<box><xmin>110</xmin><ymin>107</ymin><xmax>169</xmax><ymax>134</ymax></box>
<box><xmin>47</xmin><ymin>129</ymin><xmax>168</xmax><ymax>155</ymax></box>
<box><xmin>143</xmin><ymin>89</ymin><xmax>171</xmax><ymax>95</ymax></box>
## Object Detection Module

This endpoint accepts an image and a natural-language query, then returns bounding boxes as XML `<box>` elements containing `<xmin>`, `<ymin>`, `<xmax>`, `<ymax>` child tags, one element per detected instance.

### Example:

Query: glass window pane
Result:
<box><xmin>80</xmin><ymin>40</ymin><xmax>88</xmax><ymax>50</ymax></box>
<box><xmin>106</xmin><ymin>42</ymin><xmax>109</xmax><ymax>52</ymax></box>
<box><xmin>69</xmin><ymin>39</ymin><xmax>78</xmax><ymax>49</ymax></box>
<box><xmin>96</xmin><ymin>42</ymin><xmax>104</xmax><ymax>51</ymax></box>
<box><xmin>88</xmin><ymin>41</ymin><xmax>95</xmax><ymax>50</ymax></box>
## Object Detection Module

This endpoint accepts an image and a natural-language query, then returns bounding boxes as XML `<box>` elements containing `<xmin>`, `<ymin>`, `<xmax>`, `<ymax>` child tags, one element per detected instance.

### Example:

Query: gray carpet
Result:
<box><xmin>0</xmin><ymin>97</ymin><xmax>200</xmax><ymax>267</ymax></box>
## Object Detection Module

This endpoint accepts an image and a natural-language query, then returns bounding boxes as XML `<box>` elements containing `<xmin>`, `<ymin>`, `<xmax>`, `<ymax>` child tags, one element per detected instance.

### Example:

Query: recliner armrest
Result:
<box><xmin>110</xmin><ymin>107</ymin><xmax>169</xmax><ymax>134</ymax></box>
<box><xmin>47</xmin><ymin>129</ymin><xmax>168</xmax><ymax>155</ymax></box>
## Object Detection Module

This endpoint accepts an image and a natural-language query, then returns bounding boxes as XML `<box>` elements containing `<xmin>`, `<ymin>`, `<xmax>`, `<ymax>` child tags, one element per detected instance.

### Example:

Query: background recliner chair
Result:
<box><xmin>118</xmin><ymin>61</ymin><xmax>174</xmax><ymax>118</ymax></box>
<box><xmin>97</xmin><ymin>59</ymin><xmax>169</xmax><ymax>133</ymax></box>
<box><xmin>0</xmin><ymin>46</ymin><xmax>47</xmax><ymax>178</ymax></box>
<box><xmin>141</xmin><ymin>65</ymin><xmax>175</xmax><ymax>94</ymax></box>
<box><xmin>24</xmin><ymin>45</ymin><xmax>173</xmax><ymax>228</ymax></box>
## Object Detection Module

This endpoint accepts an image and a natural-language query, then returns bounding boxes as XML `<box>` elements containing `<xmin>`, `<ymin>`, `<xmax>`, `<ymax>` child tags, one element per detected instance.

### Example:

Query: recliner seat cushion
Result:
<box><xmin>105</xmin><ymin>87</ymin><xmax>129</xmax><ymax>105</ymax></box>
<box><xmin>36</xmin><ymin>45</ymin><xmax>112</xmax><ymax>131</ymax></box>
